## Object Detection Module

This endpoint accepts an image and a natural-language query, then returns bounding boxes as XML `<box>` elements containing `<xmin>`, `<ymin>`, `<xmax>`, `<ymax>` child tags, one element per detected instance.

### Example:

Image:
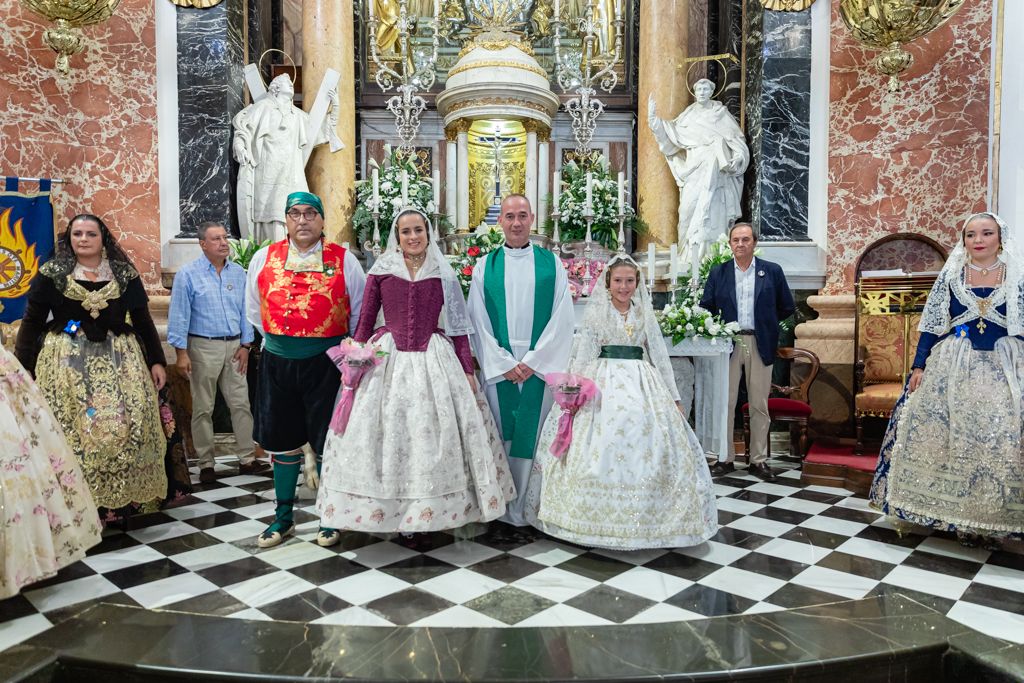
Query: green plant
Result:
<box><xmin>543</xmin><ymin>155</ymin><xmax>644</xmax><ymax>250</ymax></box>
<box><xmin>228</xmin><ymin>238</ymin><xmax>271</xmax><ymax>271</ymax></box>
<box><xmin>353</xmin><ymin>146</ymin><xmax>453</xmax><ymax>246</ymax></box>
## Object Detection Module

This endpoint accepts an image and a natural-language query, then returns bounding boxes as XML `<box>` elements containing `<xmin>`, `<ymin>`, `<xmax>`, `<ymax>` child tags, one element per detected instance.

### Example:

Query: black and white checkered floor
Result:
<box><xmin>2</xmin><ymin>453</ymin><xmax>1023</xmax><ymax>652</ymax></box>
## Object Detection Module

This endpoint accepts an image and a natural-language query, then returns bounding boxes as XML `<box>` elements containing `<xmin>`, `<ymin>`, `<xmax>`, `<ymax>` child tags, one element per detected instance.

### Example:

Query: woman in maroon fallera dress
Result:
<box><xmin>317</xmin><ymin>208</ymin><xmax>514</xmax><ymax>533</ymax></box>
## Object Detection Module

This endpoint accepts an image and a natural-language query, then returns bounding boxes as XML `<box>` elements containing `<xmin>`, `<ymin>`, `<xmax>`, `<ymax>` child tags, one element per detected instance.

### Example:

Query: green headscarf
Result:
<box><xmin>285</xmin><ymin>191</ymin><xmax>325</xmax><ymax>218</ymax></box>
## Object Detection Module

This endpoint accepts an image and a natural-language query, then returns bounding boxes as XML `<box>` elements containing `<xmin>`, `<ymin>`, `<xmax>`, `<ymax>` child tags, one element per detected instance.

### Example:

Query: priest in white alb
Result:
<box><xmin>467</xmin><ymin>194</ymin><xmax>575</xmax><ymax>526</ymax></box>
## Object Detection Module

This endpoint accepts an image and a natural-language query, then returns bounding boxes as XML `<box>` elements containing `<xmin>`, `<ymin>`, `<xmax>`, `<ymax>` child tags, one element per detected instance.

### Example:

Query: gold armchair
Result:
<box><xmin>854</xmin><ymin>234</ymin><xmax>947</xmax><ymax>454</ymax></box>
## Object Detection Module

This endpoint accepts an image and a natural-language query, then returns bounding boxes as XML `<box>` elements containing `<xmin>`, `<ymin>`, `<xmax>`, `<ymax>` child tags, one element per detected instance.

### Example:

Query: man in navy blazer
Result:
<box><xmin>700</xmin><ymin>223</ymin><xmax>795</xmax><ymax>481</ymax></box>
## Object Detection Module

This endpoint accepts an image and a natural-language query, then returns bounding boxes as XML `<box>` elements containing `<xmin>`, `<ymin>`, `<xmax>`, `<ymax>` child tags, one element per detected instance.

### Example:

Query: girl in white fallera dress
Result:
<box><xmin>1</xmin><ymin>344</ymin><xmax>102</xmax><ymax>598</ymax></box>
<box><xmin>317</xmin><ymin>209</ymin><xmax>515</xmax><ymax>533</ymax></box>
<box><xmin>525</xmin><ymin>253</ymin><xmax>718</xmax><ymax>549</ymax></box>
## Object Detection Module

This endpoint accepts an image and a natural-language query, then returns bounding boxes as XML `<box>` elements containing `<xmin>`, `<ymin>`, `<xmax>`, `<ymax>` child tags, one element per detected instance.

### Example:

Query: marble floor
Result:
<box><xmin>2</xmin><ymin>451</ymin><xmax>1023</xmax><ymax>655</ymax></box>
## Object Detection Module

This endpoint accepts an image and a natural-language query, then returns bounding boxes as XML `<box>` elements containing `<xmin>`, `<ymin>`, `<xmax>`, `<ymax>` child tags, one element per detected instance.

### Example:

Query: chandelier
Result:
<box><xmin>366</xmin><ymin>0</ymin><xmax>440</xmax><ymax>154</ymax></box>
<box><xmin>839</xmin><ymin>0</ymin><xmax>966</xmax><ymax>92</ymax></box>
<box><xmin>552</xmin><ymin>0</ymin><xmax>624</xmax><ymax>157</ymax></box>
<box><xmin>21</xmin><ymin>0</ymin><xmax>121</xmax><ymax>74</ymax></box>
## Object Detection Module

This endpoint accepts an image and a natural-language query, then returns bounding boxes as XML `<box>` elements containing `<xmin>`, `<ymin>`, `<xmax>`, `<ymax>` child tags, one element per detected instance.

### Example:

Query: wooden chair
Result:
<box><xmin>743</xmin><ymin>347</ymin><xmax>820</xmax><ymax>459</ymax></box>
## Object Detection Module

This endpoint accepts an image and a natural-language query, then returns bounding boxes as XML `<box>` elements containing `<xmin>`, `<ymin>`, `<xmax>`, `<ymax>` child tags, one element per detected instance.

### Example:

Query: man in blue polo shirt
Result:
<box><xmin>168</xmin><ymin>221</ymin><xmax>268</xmax><ymax>483</ymax></box>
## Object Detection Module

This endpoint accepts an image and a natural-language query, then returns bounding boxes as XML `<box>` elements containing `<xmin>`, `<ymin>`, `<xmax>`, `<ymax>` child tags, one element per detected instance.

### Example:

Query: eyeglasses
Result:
<box><xmin>286</xmin><ymin>209</ymin><xmax>320</xmax><ymax>221</ymax></box>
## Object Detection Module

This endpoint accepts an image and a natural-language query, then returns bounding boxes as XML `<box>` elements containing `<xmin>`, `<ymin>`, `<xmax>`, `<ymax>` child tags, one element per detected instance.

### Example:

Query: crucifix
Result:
<box><xmin>477</xmin><ymin>125</ymin><xmax>518</xmax><ymax>206</ymax></box>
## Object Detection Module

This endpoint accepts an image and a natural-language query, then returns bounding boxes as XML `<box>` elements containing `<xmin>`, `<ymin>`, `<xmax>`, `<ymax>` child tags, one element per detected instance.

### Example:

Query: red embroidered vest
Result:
<box><xmin>257</xmin><ymin>240</ymin><xmax>350</xmax><ymax>337</ymax></box>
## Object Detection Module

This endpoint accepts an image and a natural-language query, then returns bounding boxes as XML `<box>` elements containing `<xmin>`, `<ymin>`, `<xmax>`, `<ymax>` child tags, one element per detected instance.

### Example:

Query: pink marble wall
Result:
<box><xmin>826</xmin><ymin>2</ymin><xmax>991</xmax><ymax>294</ymax></box>
<box><xmin>0</xmin><ymin>1</ymin><xmax>161</xmax><ymax>288</ymax></box>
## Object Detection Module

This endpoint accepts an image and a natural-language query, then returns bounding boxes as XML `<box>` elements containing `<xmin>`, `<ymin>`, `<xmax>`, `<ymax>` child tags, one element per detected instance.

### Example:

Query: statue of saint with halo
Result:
<box><xmin>648</xmin><ymin>78</ymin><xmax>749</xmax><ymax>269</ymax></box>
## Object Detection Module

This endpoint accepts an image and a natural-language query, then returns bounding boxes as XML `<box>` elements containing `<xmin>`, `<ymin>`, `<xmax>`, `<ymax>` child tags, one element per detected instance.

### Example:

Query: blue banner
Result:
<box><xmin>0</xmin><ymin>177</ymin><xmax>56</xmax><ymax>323</ymax></box>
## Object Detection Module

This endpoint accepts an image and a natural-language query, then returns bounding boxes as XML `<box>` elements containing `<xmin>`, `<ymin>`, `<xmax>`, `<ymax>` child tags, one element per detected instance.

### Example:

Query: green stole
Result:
<box><xmin>483</xmin><ymin>246</ymin><xmax>556</xmax><ymax>459</ymax></box>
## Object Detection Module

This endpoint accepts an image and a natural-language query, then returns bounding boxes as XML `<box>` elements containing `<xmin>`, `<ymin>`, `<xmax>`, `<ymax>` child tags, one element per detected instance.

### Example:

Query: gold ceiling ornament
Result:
<box><xmin>759</xmin><ymin>0</ymin><xmax>817</xmax><ymax>9</ymax></box>
<box><xmin>168</xmin><ymin>0</ymin><xmax>224</xmax><ymax>7</ymax></box>
<box><xmin>839</xmin><ymin>0</ymin><xmax>966</xmax><ymax>92</ymax></box>
<box><xmin>20</xmin><ymin>0</ymin><xmax>122</xmax><ymax>74</ymax></box>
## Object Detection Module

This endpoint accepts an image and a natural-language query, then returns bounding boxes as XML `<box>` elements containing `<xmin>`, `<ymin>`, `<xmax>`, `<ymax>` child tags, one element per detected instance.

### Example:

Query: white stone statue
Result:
<box><xmin>232</xmin><ymin>74</ymin><xmax>341</xmax><ymax>242</ymax></box>
<box><xmin>647</xmin><ymin>78</ymin><xmax>749</xmax><ymax>268</ymax></box>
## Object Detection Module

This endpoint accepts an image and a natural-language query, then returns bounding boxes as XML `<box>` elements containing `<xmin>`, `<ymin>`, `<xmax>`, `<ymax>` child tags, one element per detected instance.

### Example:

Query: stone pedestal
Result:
<box><xmin>302</xmin><ymin>0</ymin><xmax>356</xmax><ymax>244</ymax></box>
<box><xmin>795</xmin><ymin>294</ymin><xmax>856</xmax><ymax>437</ymax></box>
<box><xmin>637</xmin><ymin>0</ymin><xmax>690</xmax><ymax>248</ymax></box>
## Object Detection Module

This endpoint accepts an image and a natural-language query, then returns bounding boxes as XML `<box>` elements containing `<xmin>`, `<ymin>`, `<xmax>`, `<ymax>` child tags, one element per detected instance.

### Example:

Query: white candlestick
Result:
<box><xmin>372</xmin><ymin>167</ymin><xmax>380</xmax><ymax>208</ymax></box>
<box><xmin>669</xmin><ymin>243</ymin><xmax>678</xmax><ymax>284</ymax></box>
<box><xmin>585</xmin><ymin>172</ymin><xmax>593</xmax><ymax>215</ymax></box>
<box><xmin>369</xmin><ymin>0</ymin><xmax>375</xmax><ymax>19</ymax></box>
<box><xmin>617</xmin><ymin>172</ymin><xmax>625</xmax><ymax>213</ymax></box>
<box><xmin>648</xmin><ymin>243</ymin><xmax>656</xmax><ymax>288</ymax></box>
<box><xmin>432</xmin><ymin>169</ymin><xmax>440</xmax><ymax>210</ymax></box>
<box><xmin>401</xmin><ymin>169</ymin><xmax>408</xmax><ymax>205</ymax></box>
<box><xmin>553</xmin><ymin>170</ymin><xmax>561</xmax><ymax>208</ymax></box>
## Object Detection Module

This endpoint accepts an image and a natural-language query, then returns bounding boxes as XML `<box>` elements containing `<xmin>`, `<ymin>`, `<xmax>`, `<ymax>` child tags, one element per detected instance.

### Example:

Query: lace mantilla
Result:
<box><xmin>919</xmin><ymin>212</ymin><xmax>1022</xmax><ymax>337</ymax></box>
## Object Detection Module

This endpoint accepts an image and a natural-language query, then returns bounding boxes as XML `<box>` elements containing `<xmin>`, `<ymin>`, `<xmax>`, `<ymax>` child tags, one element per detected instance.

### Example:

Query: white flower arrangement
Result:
<box><xmin>658</xmin><ymin>288</ymin><xmax>741</xmax><ymax>344</ymax></box>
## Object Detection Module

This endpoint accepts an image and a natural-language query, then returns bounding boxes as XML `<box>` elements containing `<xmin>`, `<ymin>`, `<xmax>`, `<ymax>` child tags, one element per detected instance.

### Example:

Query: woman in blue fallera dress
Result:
<box><xmin>870</xmin><ymin>212</ymin><xmax>1024</xmax><ymax>548</ymax></box>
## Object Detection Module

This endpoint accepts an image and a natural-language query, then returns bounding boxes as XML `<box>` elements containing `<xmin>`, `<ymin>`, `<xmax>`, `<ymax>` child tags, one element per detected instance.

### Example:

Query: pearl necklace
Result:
<box><xmin>966</xmin><ymin>260</ymin><xmax>1004</xmax><ymax>286</ymax></box>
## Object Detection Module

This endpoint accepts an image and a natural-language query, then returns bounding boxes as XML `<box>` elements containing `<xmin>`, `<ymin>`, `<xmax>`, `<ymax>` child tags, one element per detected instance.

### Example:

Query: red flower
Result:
<box><xmin>461</xmin><ymin>265</ymin><xmax>474</xmax><ymax>276</ymax></box>
<box><xmin>467</xmin><ymin>246</ymin><xmax>481</xmax><ymax>257</ymax></box>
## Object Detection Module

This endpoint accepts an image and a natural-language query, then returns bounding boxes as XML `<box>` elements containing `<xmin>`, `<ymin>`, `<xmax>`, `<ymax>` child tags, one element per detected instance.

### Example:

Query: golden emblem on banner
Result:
<box><xmin>0</xmin><ymin>208</ymin><xmax>39</xmax><ymax>301</ymax></box>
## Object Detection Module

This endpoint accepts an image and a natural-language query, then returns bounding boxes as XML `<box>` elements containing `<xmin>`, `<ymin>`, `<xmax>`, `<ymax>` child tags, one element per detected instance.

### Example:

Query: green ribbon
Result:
<box><xmin>483</xmin><ymin>246</ymin><xmax>556</xmax><ymax>459</ymax></box>
<box><xmin>285</xmin><ymin>191</ymin><xmax>325</xmax><ymax>218</ymax></box>
<box><xmin>598</xmin><ymin>345</ymin><xmax>644</xmax><ymax>360</ymax></box>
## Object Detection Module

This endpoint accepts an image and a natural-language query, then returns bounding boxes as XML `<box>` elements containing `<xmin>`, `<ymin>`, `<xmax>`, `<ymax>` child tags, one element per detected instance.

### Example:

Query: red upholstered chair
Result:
<box><xmin>743</xmin><ymin>347</ymin><xmax>820</xmax><ymax>460</ymax></box>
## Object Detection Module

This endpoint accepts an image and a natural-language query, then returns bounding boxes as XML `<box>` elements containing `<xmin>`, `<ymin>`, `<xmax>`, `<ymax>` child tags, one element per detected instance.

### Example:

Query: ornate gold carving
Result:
<box><xmin>457</xmin><ymin>38</ymin><xmax>535</xmax><ymax>61</ymax></box>
<box><xmin>453</xmin><ymin>118</ymin><xmax>473</xmax><ymax>134</ymax></box>
<box><xmin>536</xmin><ymin>126</ymin><xmax>551</xmax><ymax>143</ymax></box>
<box><xmin>839</xmin><ymin>0</ymin><xmax>967</xmax><ymax>92</ymax></box>
<box><xmin>522</xmin><ymin>120</ymin><xmax>541</xmax><ymax>134</ymax></box>
<box><xmin>447</xmin><ymin>59</ymin><xmax>548</xmax><ymax>80</ymax></box>
<box><xmin>444</xmin><ymin>125</ymin><xmax>460</xmax><ymax>142</ymax></box>
<box><xmin>758</xmin><ymin>0</ymin><xmax>816</xmax><ymax>9</ymax></box>
<box><xmin>168</xmin><ymin>0</ymin><xmax>223</xmax><ymax>6</ymax></box>
<box><xmin>20</xmin><ymin>0</ymin><xmax>121</xmax><ymax>73</ymax></box>
<box><xmin>446</xmin><ymin>97</ymin><xmax>549</xmax><ymax>117</ymax></box>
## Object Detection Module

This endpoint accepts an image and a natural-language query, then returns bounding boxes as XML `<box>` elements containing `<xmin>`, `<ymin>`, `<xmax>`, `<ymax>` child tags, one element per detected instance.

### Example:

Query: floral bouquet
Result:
<box><xmin>325</xmin><ymin>339</ymin><xmax>388</xmax><ymax>434</ymax></box>
<box><xmin>561</xmin><ymin>257</ymin><xmax>606</xmax><ymax>301</ymax></box>
<box><xmin>353</xmin><ymin>145</ymin><xmax>452</xmax><ymax>246</ymax></box>
<box><xmin>446</xmin><ymin>227</ymin><xmax>505</xmax><ymax>296</ymax></box>
<box><xmin>545</xmin><ymin>372</ymin><xmax>600</xmax><ymax>459</ymax></box>
<box><xmin>545</xmin><ymin>155</ymin><xmax>645</xmax><ymax>250</ymax></box>
<box><xmin>657</xmin><ymin>289</ymin><xmax>741</xmax><ymax>344</ymax></box>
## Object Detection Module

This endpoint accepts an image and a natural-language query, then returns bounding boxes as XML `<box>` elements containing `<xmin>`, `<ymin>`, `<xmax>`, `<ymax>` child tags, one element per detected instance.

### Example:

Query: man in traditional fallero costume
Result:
<box><xmin>467</xmin><ymin>194</ymin><xmax>575</xmax><ymax>526</ymax></box>
<box><xmin>245</xmin><ymin>191</ymin><xmax>365</xmax><ymax>548</ymax></box>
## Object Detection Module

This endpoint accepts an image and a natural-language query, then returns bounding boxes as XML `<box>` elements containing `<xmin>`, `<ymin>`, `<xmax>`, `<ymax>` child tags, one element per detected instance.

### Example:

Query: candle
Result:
<box><xmin>617</xmin><ymin>171</ymin><xmax>625</xmax><ymax>213</ymax></box>
<box><xmin>669</xmin><ymin>243</ymin><xmax>678</xmax><ymax>284</ymax></box>
<box><xmin>432</xmin><ymin>169</ymin><xmax>440</xmax><ymax>211</ymax></box>
<box><xmin>648</xmin><ymin>243</ymin><xmax>656</xmax><ymax>288</ymax></box>
<box><xmin>401</xmin><ymin>169</ymin><xmax>408</xmax><ymax>205</ymax></box>
<box><xmin>553</xmin><ymin>170</ymin><xmax>561</xmax><ymax>208</ymax></box>
<box><xmin>434</xmin><ymin>0</ymin><xmax>441</xmax><ymax>17</ymax></box>
<box><xmin>585</xmin><ymin>172</ymin><xmax>593</xmax><ymax>215</ymax></box>
<box><xmin>372</xmin><ymin>167</ymin><xmax>380</xmax><ymax>208</ymax></box>
<box><xmin>368</xmin><ymin>0</ymin><xmax>374</xmax><ymax>19</ymax></box>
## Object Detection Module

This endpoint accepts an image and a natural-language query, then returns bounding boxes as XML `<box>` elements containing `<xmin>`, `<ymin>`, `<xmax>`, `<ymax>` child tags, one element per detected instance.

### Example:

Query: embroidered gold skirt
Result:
<box><xmin>877</xmin><ymin>335</ymin><xmax>1024</xmax><ymax>536</ymax></box>
<box><xmin>35</xmin><ymin>332</ymin><xmax>167</xmax><ymax>509</ymax></box>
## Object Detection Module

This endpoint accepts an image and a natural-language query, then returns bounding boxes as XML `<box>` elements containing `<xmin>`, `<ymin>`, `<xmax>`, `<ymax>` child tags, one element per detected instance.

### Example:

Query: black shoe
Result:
<box><xmin>709</xmin><ymin>462</ymin><xmax>736</xmax><ymax>477</ymax></box>
<box><xmin>747</xmin><ymin>462</ymin><xmax>777</xmax><ymax>482</ymax></box>
<box><xmin>199</xmin><ymin>467</ymin><xmax>217</xmax><ymax>484</ymax></box>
